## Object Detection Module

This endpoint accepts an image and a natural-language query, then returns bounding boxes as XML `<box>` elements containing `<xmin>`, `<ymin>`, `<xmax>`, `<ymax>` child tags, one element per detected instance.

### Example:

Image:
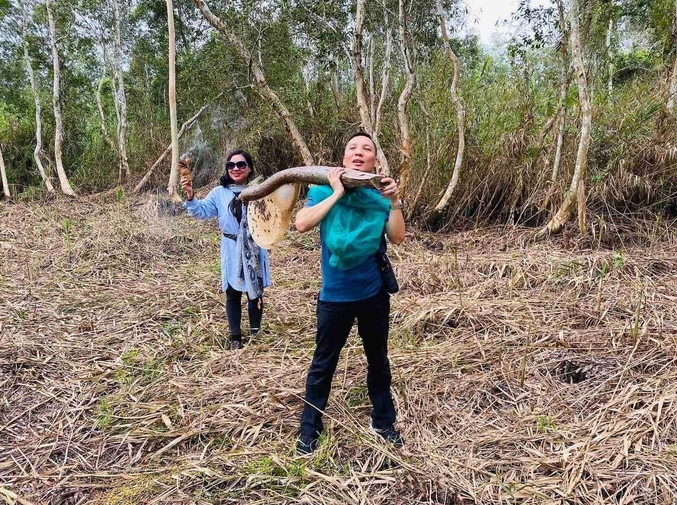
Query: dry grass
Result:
<box><xmin>2</xmin><ymin>194</ymin><xmax>677</xmax><ymax>504</ymax></box>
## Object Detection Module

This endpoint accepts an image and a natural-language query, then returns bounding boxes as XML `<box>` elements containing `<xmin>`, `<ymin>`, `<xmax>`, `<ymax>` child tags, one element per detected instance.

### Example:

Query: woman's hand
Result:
<box><xmin>379</xmin><ymin>172</ymin><xmax>400</xmax><ymax>203</ymax></box>
<box><xmin>180</xmin><ymin>174</ymin><xmax>194</xmax><ymax>201</ymax></box>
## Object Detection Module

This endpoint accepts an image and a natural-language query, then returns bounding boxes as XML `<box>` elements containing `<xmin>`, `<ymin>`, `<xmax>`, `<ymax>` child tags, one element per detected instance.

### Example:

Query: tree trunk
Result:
<box><xmin>352</xmin><ymin>0</ymin><xmax>372</xmax><ymax>133</ymax></box>
<box><xmin>606</xmin><ymin>17</ymin><xmax>613</xmax><ymax>95</ymax></box>
<box><xmin>166</xmin><ymin>0</ymin><xmax>181</xmax><ymax>201</ymax></box>
<box><xmin>113</xmin><ymin>0</ymin><xmax>131</xmax><ymax>179</ymax></box>
<box><xmin>330</xmin><ymin>61</ymin><xmax>341</xmax><ymax>110</ymax></box>
<box><xmin>538</xmin><ymin>0</ymin><xmax>592</xmax><ymax>237</ymax></box>
<box><xmin>551</xmin><ymin>66</ymin><xmax>571</xmax><ymax>184</ymax></box>
<box><xmin>22</xmin><ymin>8</ymin><xmax>54</xmax><ymax>193</ymax></box>
<box><xmin>0</xmin><ymin>144</ymin><xmax>10</xmax><ymax>199</ymax></box>
<box><xmin>374</xmin><ymin>24</ymin><xmax>392</xmax><ymax>142</ymax></box>
<box><xmin>396</xmin><ymin>0</ymin><xmax>415</xmax><ymax>196</ymax></box>
<box><xmin>407</xmin><ymin>101</ymin><xmax>431</xmax><ymax>219</ymax></box>
<box><xmin>191</xmin><ymin>0</ymin><xmax>314</xmax><ymax>166</ymax></box>
<box><xmin>368</xmin><ymin>36</ymin><xmax>376</xmax><ymax>124</ymax></box>
<box><xmin>96</xmin><ymin>74</ymin><xmax>117</xmax><ymax>152</ymax></box>
<box><xmin>542</xmin><ymin>0</ymin><xmax>570</xmax><ymax>211</ymax></box>
<box><xmin>433</xmin><ymin>0</ymin><xmax>465</xmax><ymax>212</ymax></box>
<box><xmin>373</xmin><ymin>1</ymin><xmax>393</xmax><ymax>175</ymax></box>
<box><xmin>46</xmin><ymin>0</ymin><xmax>76</xmax><ymax>197</ymax></box>
<box><xmin>668</xmin><ymin>0</ymin><xmax>677</xmax><ymax>112</ymax></box>
<box><xmin>303</xmin><ymin>72</ymin><xmax>315</xmax><ymax>118</ymax></box>
<box><xmin>350</xmin><ymin>0</ymin><xmax>391</xmax><ymax>173</ymax></box>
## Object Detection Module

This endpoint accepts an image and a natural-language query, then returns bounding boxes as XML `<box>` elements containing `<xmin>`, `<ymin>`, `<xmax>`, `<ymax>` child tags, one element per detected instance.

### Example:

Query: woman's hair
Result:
<box><xmin>221</xmin><ymin>149</ymin><xmax>255</xmax><ymax>224</ymax></box>
<box><xmin>345</xmin><ymin>131</ymin><xmax>377</xmax><ymax>156</ymax></box>
<box><xmin>220</xmin><ymin>149</ymin><xmax>256</xmax><ymax>187</ymax></box>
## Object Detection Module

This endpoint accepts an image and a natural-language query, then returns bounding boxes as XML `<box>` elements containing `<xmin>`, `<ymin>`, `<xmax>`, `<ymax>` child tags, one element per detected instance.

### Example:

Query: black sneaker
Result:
<box><xmin>230</xmin><ymin>339</ymin><xmax>242</xmax><ymax>350</ymax></box>
<box><xmin>296</xmin><ymin>433</ymin><xmax>319</xmax><ymax>455</ymax></box>
<box><xmin>371</xmin><ymin>423</ymin><xmax>404</xmax><ymax>448</ymax></box>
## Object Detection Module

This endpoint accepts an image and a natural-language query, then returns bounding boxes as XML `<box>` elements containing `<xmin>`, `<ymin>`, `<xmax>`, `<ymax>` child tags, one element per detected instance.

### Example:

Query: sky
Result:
<box><xmin>466</xmin><ymin>0</ymin><xmax>550</xmax><ymax>46</ymax></box>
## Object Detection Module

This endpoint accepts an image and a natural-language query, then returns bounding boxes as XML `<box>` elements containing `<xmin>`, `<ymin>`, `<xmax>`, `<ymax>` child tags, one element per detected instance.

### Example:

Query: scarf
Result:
<box><xmin>230</xmin><ymin>185</ymin><xmax>264</xmax><ymax>299</ymax></box>
<box><xmin>307</xmin><ymin>186</ymin><xmax>390</xmax><ymax>270</ymax></box>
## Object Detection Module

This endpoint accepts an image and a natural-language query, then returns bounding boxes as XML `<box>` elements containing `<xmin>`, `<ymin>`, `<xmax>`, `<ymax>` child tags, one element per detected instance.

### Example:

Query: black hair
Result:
<box><xmin>220</xmin><ymin>149</ymin><xmax>255</xmax><ymax>223</ymax></box>
<box><xmin>346</xmin><ymin>131</ymin><xmax>377</xmax><ymax>156</ymax></box>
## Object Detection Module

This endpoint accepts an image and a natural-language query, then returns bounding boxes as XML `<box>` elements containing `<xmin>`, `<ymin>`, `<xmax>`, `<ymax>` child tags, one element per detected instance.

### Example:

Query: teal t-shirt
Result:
<box><xmin>307</xmin><ymin>188</ymin><xmax>389</xmax><ymax>302</ymax></box>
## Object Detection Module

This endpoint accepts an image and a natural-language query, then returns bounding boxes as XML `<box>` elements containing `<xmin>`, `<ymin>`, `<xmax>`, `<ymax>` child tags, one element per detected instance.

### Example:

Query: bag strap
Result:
<box><xmin>379</xmin><ymin>233</ymin><xmax>388</xmax><ymax>254</ymax></box>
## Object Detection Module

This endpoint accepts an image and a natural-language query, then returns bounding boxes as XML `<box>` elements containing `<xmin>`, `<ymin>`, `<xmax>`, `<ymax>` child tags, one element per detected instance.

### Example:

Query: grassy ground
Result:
<box><xmin>1</xmin><ymin>194</ymin><xmax>677</xmax><ymax>504</ymax></box>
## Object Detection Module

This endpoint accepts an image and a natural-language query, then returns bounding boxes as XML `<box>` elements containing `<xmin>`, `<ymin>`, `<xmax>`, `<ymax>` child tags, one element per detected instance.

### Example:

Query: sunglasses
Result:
<box><xmin>226</xmin><ymin>160</ymin><xmax>248</xmax><ymax>171</ymax></box>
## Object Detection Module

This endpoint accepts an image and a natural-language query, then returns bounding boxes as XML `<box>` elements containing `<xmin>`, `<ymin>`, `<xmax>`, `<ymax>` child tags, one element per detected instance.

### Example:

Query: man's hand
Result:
<box><xmin>328</xmin><ymin>167</ymin><xmax>346</xmax><ymax>198</ymax></box>
<box><xmin>379</xmin><ymin>172</ymin><xmax>400</xmax><ymax>203</ymax></box>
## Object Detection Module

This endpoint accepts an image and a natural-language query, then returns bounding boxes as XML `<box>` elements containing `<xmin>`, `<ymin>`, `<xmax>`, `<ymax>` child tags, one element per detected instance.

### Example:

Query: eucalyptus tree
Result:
<box><xmin>46</xmin><ymin>0</ymin><xmax>76</xmax><ymax>196</ymax></box>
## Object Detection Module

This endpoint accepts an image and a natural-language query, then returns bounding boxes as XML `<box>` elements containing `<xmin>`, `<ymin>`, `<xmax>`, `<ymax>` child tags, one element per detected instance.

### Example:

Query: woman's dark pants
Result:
<box><xmin>226</xmin><ymin>284</ymin><xmax>263</xmax><ymax>340</ymax></box>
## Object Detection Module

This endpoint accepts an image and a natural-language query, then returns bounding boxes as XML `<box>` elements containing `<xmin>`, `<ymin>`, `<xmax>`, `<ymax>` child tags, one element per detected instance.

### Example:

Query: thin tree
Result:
<box><xmin>22</xmin><ymin>5</ymin><xmax>54</xmax><ymax>193</ymax></box>
<box><xmin>434</xmin><ymin>0</ymin><xmax>466</xmax><ymax>212</ymax></box>
<box><xmin>0</xmin><ymin>143</ymin><xmax>10</xmax><ymax>199</ymax></box>
<box><xmin>112</xmin><ymin>0</ymin><xmax>130</xmax><ymax>179</ymax></box>
<box><xmin>95</xmin><ymin>71</ymin><xmax>117</xmax><ymax>153</ymax></box>
<box><xmin>191</xmin><ymin>0</ymin><xmax>314</xmax><ymax>166</ymax></box>
<box><xmin>46</xmin><ymin>0</ymin><xmax>76</xmax><ymax>196</ymax></box>
<box><xmin>668</xmin><ymin>0</ymin><xmax>677</xmax><ymax>112</ymax></box>
<box><xmin>538</xmin><ymin>0</ymin><xmax>592</xmax><ymax>236</ymax></box>
<box><xmin>396</xmin><ymin>0</ymin><xmax>415</xmax><ymax>198</ymax></box>
<box><xmin>166</xmin><ymin>0</ymin><xmax>181</xmax><ymax>201</ymax></box>
<box><xmin>351</xmin><ymin>0</ymin><xmax>391</xmax><ymax>173</ymax></box>
<box><xmin>606</xmin><ymin>16</ymin><xmax>614</xmax><ymax>95</ymax></box>
<box><xmin>544</xmin><ymin>0</ymin><xmax>571</xmax><ymax>210</ymax></box>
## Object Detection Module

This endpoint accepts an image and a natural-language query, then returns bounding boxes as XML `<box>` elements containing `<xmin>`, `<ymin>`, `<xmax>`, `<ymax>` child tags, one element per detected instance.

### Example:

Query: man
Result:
<box><xmin>294</xmin><ymin>132</ymin><xmax>405</xmax><ymax>455</ymax></box>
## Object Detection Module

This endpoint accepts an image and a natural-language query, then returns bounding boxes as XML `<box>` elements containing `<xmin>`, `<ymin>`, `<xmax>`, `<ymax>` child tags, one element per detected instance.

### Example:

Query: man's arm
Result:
<box><xmin>295</xmin><ymin>167</ymin><xmax>346</xmax><ymax>233</ymax></box>
<box><xmin>380</xmin><ymin>174</ymin><xmax>405</xmax><ymax>244</ymax></box>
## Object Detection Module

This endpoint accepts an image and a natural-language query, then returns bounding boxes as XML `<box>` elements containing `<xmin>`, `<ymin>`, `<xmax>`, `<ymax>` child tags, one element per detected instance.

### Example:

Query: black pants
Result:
<box><xmin>300</xmin><ymin>289</ymin><xmax>396</xmax><ymax>436</ymax></box>
<box><xmin>225</xmin><ymin>284</ymin><xmax>263</xmax><ymax>341</ymax></box>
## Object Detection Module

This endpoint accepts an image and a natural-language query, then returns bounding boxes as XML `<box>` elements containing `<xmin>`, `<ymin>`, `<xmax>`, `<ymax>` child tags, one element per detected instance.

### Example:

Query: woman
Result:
<box><xmin>294</xmin><ymin>132</ymin><xmax>405</xmax><ymax>455</ymax></box>
<box><xmin>181</xmin><ymin>149</ymin><xmax>271</xmax><ymax>350</ymax></box>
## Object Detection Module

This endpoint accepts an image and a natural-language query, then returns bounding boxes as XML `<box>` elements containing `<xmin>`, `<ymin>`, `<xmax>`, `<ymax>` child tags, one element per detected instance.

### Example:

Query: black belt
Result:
<box><xmin>223</xmin><ymin>233</ymin><xmax>237</xmax><ymax>241</ymax></box>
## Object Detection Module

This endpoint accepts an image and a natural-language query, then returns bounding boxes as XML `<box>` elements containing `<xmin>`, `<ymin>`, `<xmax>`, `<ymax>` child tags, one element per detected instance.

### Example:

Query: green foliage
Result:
<box><xmin>1</xmin><ymin>0</ymin><xmax>676</xmax><ymax>229</ymax></box>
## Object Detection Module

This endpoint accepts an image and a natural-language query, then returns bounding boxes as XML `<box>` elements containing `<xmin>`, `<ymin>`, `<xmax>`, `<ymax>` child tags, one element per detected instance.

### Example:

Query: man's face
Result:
<box><xmin>342</xmin><ymin>135</ymin><xmax>377</xmax><ymax>173</ymax></box>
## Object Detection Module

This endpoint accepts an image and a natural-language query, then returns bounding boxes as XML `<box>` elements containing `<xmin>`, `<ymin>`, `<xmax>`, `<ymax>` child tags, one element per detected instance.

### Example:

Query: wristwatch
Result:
<box><xmin>390</xmin><ymin>200</ymin><xmax>403</xmax><ymax>211</ymax></box>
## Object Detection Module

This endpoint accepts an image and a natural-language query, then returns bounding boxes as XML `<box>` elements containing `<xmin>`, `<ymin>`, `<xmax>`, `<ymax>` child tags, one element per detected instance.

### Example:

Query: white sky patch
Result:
<box><xmin>466</xmin><ymin>0</ymin><xmax>551</xmax><ymax>46</ymax></box>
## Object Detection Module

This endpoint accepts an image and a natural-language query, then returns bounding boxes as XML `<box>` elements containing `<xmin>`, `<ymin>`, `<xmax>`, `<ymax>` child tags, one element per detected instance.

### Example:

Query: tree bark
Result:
<box><xmin>396</xmin><ymin>0</ymin><xmax>415</xmax><ymax>197</ymax></box>
<box><xmin>374</xmin><ymin>3</ymin><xmax>393</xmax><ymax>175</ymax></box>
<box><xmin>542</xmin><ymin>0</ymin><xmax>570</xmax><ymax>211</ymax></box>
<box><xmin>374</xmin><ymin>24</ymin><xmax>393</xmax><ymax>143</ymax></box>
<box><xmin>350</xmin><ymin>0</ymin><xmax>391</xmax><ymax>173</ymax></box>
<box><xmin>96</xmin><ymin>74</ymin><xmax>117</xmax><ymax>152</ymax></box>
<box><xmin>433</xmin><ymin>0</ymin><xmax>466</xmax><ymax>212</ymax></box>
<box><xmin>46</xmin><ymin>0</ymin><xmax>76</xmax><ymax>196</ymax></box>
<box><xmin>0</xmin><ymin>144</ymin><xmax>10</xmax><ymax>199</ymax></box>
<box><xmin>330</xmin><ymin>61</ymin><xmax>341</xmax><ymax>110</ymax></box>
<box><xmin>668</xmin><ymin>0</ymin><xmax>677</xmax><ymax>112</ymax></box>
<box><xmin>191</xmin><ymin>0</ymin><xmax>314</xmax><ymax>166</ymax></box>
<box><xmin>22</xmin><ymin>7</ymin><xmax>54</xmax><ymax>193</ymax></box>
<box><xmin>353</xmin><ymin>0</ymin><xmax>371</xmax><ymax>133</ymax></box>
<box><xmin>407</xmin><ymin>101</ymin><xmax>431</xmax><ymax>219</ymax></box>
<box><xmin>113</xmin><ymin>0</ymin><xmax>130</xmax><ymax>179</ymax></box>
<box><xmin>606</xmin><ymin>17</ymin><xmax>613</xmax><ymax>95</ymax></box>
<box><xmin>166</xmin><ymin>0</ymin><xmax>181</xmax><ymax>201</ymax></box>
<box><xmin>538</xmin><ymin>0</ymin><xmax>592</xmax><ymax>236</ymax></box>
